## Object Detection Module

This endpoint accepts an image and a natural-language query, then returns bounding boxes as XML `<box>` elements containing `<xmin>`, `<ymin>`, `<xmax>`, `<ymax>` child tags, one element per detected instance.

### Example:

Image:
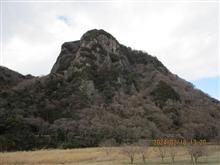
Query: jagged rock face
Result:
<box><xmin>0</xmin><ymin>29</ymin><xmax>220</xmax><ymax>151</ymax></box>
<box><xmin>80</xmin><ymin>29</ymin><xmax>120</xmax><ymax>53</ymax></box>
<box><xmin>51</xmin><ymin>41</ymin><xmax>80</xmax><ymax>74</ymax></box>
<box><xmin>51</xmin><ymin>29</ymin><xmax>169</xmax><ymax>100</ymax></box>
<box><xmin>52</xmin><ymin>29</ymin><xmax>122</xmax><ymax>77</ymax></box>
<box><xmin>51</xmin><ymin>29</ymin><xmax>135</xmax><ymax>99</ymax></box>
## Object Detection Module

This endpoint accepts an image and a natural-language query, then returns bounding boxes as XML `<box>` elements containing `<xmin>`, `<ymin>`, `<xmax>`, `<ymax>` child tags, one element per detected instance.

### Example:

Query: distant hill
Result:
<box><xmin>0</xmin><ymin>29</ymin><xmax>219</xmax><ymax>151</ymax></box>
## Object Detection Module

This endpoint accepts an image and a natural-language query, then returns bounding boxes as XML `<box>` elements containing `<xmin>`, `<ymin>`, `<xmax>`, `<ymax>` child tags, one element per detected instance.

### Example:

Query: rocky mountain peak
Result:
<box><xmin>80</xmin><ymin>29</ymin><xmax>119</xmax><ymax>53</ymax></box>
<box><xmin>51</xmin><ymin>29</ymin><xmax>121</xmax><ymax>75</ymax></box>
<box><xmin>1</xmin><ymin>29</ymin><xmax>220</xmax><ymax>151</ymax></box>
<box><xmin>50</xmin><ymin>29</ymin><xmax>172</xmax><ymax>100</ymax></box>
<box><xmin>51</xmin><ymin>29</ymin><xmax>123</xmax><ymax>77</ymax></box>
<box><xmin>50</xmin><ymin>29</ymin><xmax>136</xmax><ymax>100</ymax></box>
<box><xmin>80</xmin><ymin>29</ymin><xmax>117</xmax><ymax>43</ymax></box>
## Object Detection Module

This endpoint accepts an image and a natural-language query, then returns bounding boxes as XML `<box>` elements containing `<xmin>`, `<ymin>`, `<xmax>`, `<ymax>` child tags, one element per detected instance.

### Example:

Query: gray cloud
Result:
<box><xmin>1</xmin><ymin>1</ymin><xmax>219</xmax><ymax>81</ymax></box>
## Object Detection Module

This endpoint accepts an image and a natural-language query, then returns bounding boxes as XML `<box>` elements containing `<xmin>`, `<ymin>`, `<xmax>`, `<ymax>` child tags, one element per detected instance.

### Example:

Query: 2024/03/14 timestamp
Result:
<box><xmin>153</xmin><ymin>139</ymin><xmax>207</xmax><ymax>146</ymax></box>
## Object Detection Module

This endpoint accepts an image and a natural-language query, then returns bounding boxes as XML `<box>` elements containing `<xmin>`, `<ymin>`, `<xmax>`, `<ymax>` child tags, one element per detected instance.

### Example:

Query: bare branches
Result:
<box><xmin>157</xmin><ymin>146</ymin><xmax>167</xmax><ymax>162</ymax></box>
<box><xmin>121</xmin><ymin>144</ymin><xmax>138</xmax><ymax>164</ymax></box>
<box><xmin>168</xmin><ymin>145</ymin><xmax>177</xmax><ymax>164</ymax></box>
<box><xmin>187</xmin><ymin>144</ymin><xmax>207</xmax><ymax>164</ymax></box>
<box><xmin>99</xmin><ymin>138</ymin><xmax>116</xmax><ymax>156</ymax></box>
<box><xmin>136</xmin><ymin>140</ymin><xmax>149</xmax><ymax>163</ymax></box>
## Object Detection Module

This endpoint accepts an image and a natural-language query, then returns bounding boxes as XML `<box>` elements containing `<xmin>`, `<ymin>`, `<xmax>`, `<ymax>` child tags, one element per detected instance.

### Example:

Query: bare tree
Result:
<box><xmin>187</xmin><ymin>144</ymin><xmax>207</xmax><ymax>164</ymax></box>
<box><xmin>99</xmin><ymin>138</ymin><xmax>116</xmax><ymax>156</ymax></box>
<box><xmin>121</xmin><ymin>144</ymin><xmax>138</xmax><ymax>164</ymax></box>
<box><xmin>137</xmin><ymin>139</ymin><xmax>149</xmax><ymax>163</ymax></box>
<box><xmin>157</xmin><ymin>146</ymin><xmax>167</xmax><ymax>162</ymax></box>
<box><xmin>187</xmin><ymin>144</ymin><xmax>194</xmax><ymax>163</ymax></box>
<box><xmin>168</xmin><ymin>145</ymin><xmax>177</xmax><ymax>164</ymax></box>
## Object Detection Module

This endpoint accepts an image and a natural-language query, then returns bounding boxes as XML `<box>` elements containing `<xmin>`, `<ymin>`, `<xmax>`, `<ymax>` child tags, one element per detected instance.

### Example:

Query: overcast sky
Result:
<box><xmin>0</xmin><ymin>0</ymin><xmax>219</xmax><ymax>99</ymax></box>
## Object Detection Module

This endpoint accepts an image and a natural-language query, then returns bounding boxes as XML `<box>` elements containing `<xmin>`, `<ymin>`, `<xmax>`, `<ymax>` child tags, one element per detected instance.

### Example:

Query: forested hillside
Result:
<box><xmin>0</xmin><ymin>29</ymin><xmax>219</xmax><ymax>151</ymax></box>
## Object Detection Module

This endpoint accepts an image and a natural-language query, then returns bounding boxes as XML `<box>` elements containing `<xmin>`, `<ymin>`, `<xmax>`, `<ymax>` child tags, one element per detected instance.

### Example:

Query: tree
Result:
<box><xmin>150</xmin><ymin>81</ymin><xmax>180</xmax><ymax>108</ymax></box>
<box><xmin>137</xmin><ymin>139</ymin><xmax>149</xmax><ymax>163</ymax></box>
<box><xmin>99</xmin><ymin>138</ymin><xmax>116</xmax><ymax>156</ymax></box>
<box><xmin>121</xmin><ymin>144</ymin><xmax>138</xmax><ymax>164</ymax></box>
<box><xmin>157</xmin><ymin>146</ymin><xmax>166</xmax><ymax>162</ymax></box>
<box><xmin>0</xmin><ymin>136</ymin><xmax>6</xmax><ymax>152</ymax></box>
<box><xmin>187</xmin><ymin>144</ymin><xmax>207</xmax><ymax>164</ymax></box>
<box><xmin>187</xmin><ymin>144</ymin><xmax>194</xmax><ymax>163</ymax></box>
<box><xmin>168</xmin><ymin>145</ymin><xmax>177</xmax><ymax>164</ymax></box>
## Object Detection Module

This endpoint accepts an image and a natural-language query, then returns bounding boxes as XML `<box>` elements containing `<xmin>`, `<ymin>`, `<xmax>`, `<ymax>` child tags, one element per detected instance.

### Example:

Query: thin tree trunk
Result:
<box><xmin>191</xmin><ymin>154</ymin><xmax>193</xmax><ymax>163</ymax></box>
<box><xmin>130</xmin><ymin>156</ymin><xmax>134</xmax><ymax>164</ymax></box>
<box><xmin>195</xmin><ymin>156</ymin><xmax>198</xmax><ymax>164</ymax></box>
<box><xmin>142</xmin><ymin>154</ymin><xmax>146</xmax><ymax>163</ymax></box>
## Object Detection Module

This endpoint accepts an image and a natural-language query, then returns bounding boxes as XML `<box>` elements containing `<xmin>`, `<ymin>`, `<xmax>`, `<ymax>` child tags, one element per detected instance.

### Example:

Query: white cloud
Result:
<box><xmin>1</xmin><ymin>1</ymin><xmax>219</xmax><ymax>81</ymax></box>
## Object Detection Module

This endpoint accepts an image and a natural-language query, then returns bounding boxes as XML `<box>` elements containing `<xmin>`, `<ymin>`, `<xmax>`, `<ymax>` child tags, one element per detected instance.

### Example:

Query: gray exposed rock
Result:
<box><xmin>79</xmin><ymin>80</ymin><xmax>96</xmax><ymax>99</ymax></box>
<box><xmin>51</xmin><ymin>41</ymin><xmax>80</xmax><ymax>74</ymax></box>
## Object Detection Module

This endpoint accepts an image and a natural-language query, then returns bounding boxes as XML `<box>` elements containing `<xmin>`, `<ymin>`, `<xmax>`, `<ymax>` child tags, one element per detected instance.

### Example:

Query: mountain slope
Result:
<box><xmin>0</xmin><ymin>29</ymin><xmax>219</xmax><ymax>151</ymax></box>
<box><xmin>0</xmin><ymin>66</ymin><xmax>29</xmax><ymax>89</ymax></box>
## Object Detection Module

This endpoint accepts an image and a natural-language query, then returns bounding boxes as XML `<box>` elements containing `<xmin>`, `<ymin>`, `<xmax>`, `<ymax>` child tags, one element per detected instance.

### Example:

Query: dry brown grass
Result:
<box><xmin>0</xmin><ymin>146</ymin><xmax>219</xmax><ymax>165</ymax></box>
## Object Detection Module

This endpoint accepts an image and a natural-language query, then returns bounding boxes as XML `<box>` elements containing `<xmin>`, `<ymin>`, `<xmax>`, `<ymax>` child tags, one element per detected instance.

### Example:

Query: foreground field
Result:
<box><xmin>0</xmin><ymin>146</ymin><xmax>219</xmax><ymax>165</ymax></box>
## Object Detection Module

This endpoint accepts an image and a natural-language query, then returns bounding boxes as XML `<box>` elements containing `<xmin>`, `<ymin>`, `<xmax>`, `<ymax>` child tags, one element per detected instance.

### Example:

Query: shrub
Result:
<box><xmin>151</xmin><ymin>81</ymin><xmax>180</xmax><ymax>108</ymax></box>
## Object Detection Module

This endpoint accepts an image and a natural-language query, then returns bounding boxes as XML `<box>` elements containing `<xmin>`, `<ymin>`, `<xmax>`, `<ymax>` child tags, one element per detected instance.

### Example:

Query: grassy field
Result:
<box><xmin>0</xmin><ymin>146</ymin><xmax>219</xmax><ymax>165</ymax></box>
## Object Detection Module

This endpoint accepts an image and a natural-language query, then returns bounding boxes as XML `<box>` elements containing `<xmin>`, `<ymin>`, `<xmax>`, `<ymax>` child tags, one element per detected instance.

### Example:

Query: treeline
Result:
<box><xmin>100</xmin><ymin>139</ymin><xmax>219</xmax><ymax>164</ymax></box>
<box><xmin>0</xmin><ymin>75</ymin><xmax>220</xmax><ymax>151</ymax></box>
<box><xmin>0</xmin><ymin>100</ymin><xmax>219</xmax><ymax>151</ymax></box>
